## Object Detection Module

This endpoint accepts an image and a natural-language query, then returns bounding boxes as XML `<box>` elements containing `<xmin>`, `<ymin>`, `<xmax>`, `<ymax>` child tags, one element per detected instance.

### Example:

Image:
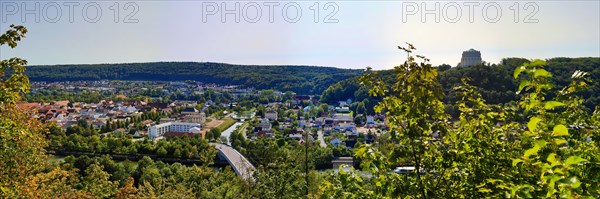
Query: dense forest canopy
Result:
<box><xmin>24</xmin><ymin>62</ymin><xmax>362</xmax><ymax>95</ymax></box>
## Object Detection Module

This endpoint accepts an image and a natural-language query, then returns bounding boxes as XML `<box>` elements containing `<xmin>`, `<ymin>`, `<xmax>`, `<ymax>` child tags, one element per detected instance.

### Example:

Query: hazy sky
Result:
<box><xmin>0</xmin><ymin>1</ymin><xmax>598</xmax><ymax>70</ymax></box>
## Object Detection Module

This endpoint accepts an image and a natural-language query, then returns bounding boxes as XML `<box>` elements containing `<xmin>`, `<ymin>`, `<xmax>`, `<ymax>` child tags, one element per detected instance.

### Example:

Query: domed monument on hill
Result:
<box><xmin>460</xmin><ymin>49</ymin><xmax>482</xmax><ymax>67</ymax></box>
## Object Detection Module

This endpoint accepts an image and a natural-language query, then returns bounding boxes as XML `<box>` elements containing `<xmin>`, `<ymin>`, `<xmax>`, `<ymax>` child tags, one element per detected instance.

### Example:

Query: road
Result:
<box><xmin>220</xmin><ymin>122</ymin><xmax>244</xmax><ymax>145</ymax></box>
<box><xmin>317</xmin><ymin>130</ymin><xmax>327</xmax><ymax>148</ymax></box>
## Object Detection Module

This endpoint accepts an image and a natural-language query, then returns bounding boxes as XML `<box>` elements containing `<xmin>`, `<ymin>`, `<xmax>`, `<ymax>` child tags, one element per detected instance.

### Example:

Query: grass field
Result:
<box><xmin>215</xmin><ymin>117</ymin><xmax>236</xmax><ymax>132</ymax></box>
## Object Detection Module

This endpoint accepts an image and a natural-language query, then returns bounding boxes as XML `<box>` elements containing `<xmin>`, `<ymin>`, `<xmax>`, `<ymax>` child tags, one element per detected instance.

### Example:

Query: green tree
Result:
<box><xmin>82</xmin><ymin>162</ymin><xmax>118</xmax><ymax>198</ymax></box>
<box><xmin>0</xmin><ymin>25</ymin><xmax>29</xmax><ymax>104</ymax></box>
<box><xmin>508</xmin><ymin>60</ymin><xmax>599</xmax><ymax>197</ymax></box>
<box><xmin>210</xmin><ymin>128</ymin><xmax>221</xmax><ymax>141</ymax></box>
<box><xmin>0</xmin><ymin>25</ymin><xmax>62</xmax><ymax>198</ymax></box>
<box><xmin>320</xmin><ymin>45</ymin><xmax>600</xmax><ymax>198</ymax></box>
<box><xmin>173</xmin><ymin>148</ymin><xmax>182</xmax><ymax>158</ymax></box>
<box><xmin>157</xmin><ymin>147</ymin><xmax>168</xmax><ymax>157</ymax></box>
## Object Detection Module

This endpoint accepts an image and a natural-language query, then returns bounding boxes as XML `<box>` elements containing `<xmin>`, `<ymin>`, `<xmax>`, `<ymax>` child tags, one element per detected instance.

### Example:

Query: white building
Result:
<box><xmin>257</xmin><ymin>118</ymin><xmax>272</xmax><ymax>130</ymax></box>
<box><xmin>149</xmin><ymin>122</ymin><xmax>202</xmax><ymax>139</ymax></box>
<box><xmin>189</xmin><ymin>127</ymin><xmax>201</xmax><ymax>134</ymax></box>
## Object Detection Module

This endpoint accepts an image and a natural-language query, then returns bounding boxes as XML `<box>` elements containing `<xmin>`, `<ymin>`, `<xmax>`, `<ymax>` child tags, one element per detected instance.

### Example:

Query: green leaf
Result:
<box><xmin>518</xmin><ymin>80</ymin><xmax>530</xmax><ymax>93</ymax></box>
<box><xmin>534</xmin><ymin>140</ymin><xmax>547</xmax><ymax>148</ymax></box>
<box><xmin>524</xmin><ymin>146</ymin><xmax>540</xmax><ymax>158</ymax></box>
<box><xmin>375</xmin><ymin>181</ymin><xmax>382</xmax><ymax>187</ymax></box>
<box><xmin>527</xmin><ymin>117</ymin><xmax>541</xmax><ymax>132</ymax></box>
<box><xmin>560</xmin><ymin>176</ymin><xmax>582</xmax><ymax>189</ymax></box>
<box><xmin>564</xmin><ymin>156</ymin><xmax>586</xmax><ymax>166</ymax></box>
<box><xmin>512</xmin><ymin>159</ymin><xmax>524</xmax><ymax>166</ymax></box>
<box><xmin>544</xmin><ymin>101</ymin><xmax>565</xmax><ymax>110</ymax></box>
<box><xmin>514</xmin><ymin>66</ymin><xmax>526</xmax><ymax>79</ymax></box>
<box><xmin>546</xmin><ymin>153</ymin><xmax>557</xmax><ymax>163</ymax></box>
<box><xmin>478</xmin><ymin>188</ymin><xmax>492</xmax><ymax>193</ymax></box>
<box><xmin>534</xmin><ymin>69</ymin><xmax>552</xmax><ymax>78</ymax></box>
<box><xmin>529</xmin><ymin>59</ymin><xmax>546</xmax><ymax>67</ymax></box>
<box><xmin>554</xmin><ymin>139</ymin><xmax>567</xmax><ymax>146</ymax></box>
<box><xmin>552</xmin><ymin>125</ymin><xmax>569</xmax><ymax>137</ymax></box>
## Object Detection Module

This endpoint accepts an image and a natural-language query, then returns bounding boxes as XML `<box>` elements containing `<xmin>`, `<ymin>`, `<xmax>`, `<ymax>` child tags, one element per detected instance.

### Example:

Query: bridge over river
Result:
<box><xmin>212</xmin><ymin>143</ymin><xmax>255</xmax><ymax>181</ymax></box>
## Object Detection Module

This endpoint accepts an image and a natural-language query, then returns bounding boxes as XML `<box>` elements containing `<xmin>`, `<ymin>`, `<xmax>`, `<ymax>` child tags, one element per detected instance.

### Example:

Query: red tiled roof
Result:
<box><xmin>54</xmin><ymin>100</ymin><xmax>70</xmax><ymax>107</ymax></box>
<box><xmin>163</xmin><ymin>132</ymin><xmax>202</xmax><ymax>138</ymax></box>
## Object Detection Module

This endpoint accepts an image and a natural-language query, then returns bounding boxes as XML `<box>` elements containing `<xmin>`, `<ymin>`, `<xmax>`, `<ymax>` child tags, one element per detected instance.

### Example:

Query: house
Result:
<box><xmin>333</xmin><ymin>113</ymin><xmax>353</xmax><ymax>123</ymax></box>
<box><xmin>181</xmin><ymin>108</ymin><xmax>199</xmax><ymax>114</ymax></box>
<box><xmin>265</xmin><ymin>110</ymin><xmax>278</xmax><ymax>120</ymax></box>
<box><xmin>303</xmin><ymin>106</ymin><xmax>310</xmax><ymax>113</ymax></box>
<box><xmin>293</xmin><ymin>128</ymin><xmax>305</xmax><ymax>134</ymax></box>
<box><xmin>331</xmin><ymin>137</ymin><xmax>342</xmax><ymax>146</ymax></box>
<box><xmin>160</xmin><ymin>118</ymin><xmax>177</xmax><ymax>124</ymax></box>
<box><xmin>335</xmin><ymin>107</ymin><xmax>351</xmax><ymax>113</ymax></box>
<box><xmin>325</xmin><ymin>118</ymin><xmax>334</xmax><ymax>126</ymax></box>
<box><xmin>312</xmin><ymin>120</ymin><xmax>323</xmax><ymax>128</ymax></box>
<box><xmin>346</xmin><ymin>130</ymin><xmax>358</xmax><ymax>137</ymax></box>
<box><xmin>366</xmin><ymin>116</ymin><xmax>375</xmax><ymax>125</ymax></box>
<box><xmin>183</xmin><ymin>112</ymin><xmax>206</xmax><ymax>124</ymax></box>
<box><xmin>147</xmin><ymin>102</ymin><xmax>169</xmax><ymax>109</ymax></box>
<box><xmin>298</xmin><ymin>120</ymin><xmax>306</xmax><ymax>127</ymax></box>
<box><xmin>124</xmin><ymin>106</ymin><xmax>137</xmax><ymax>113</ymax></box>
<box><xmin>257</xmin><ymin>118</ymin><xmax>272</xmax><ymax>131</ymax></box>
<box><xmin>92</xmin><ymin>120</ymin><xmax>106</xmax><ymax>129</ymax></box>
<box><xmin>53</xmin><ymin>100</ymin><xmax>70</xmax><ymax>108</ymax></box>
<box><xmin>332</xmin><ymin>157</ymin><xmax>354</xmax><ymax>169</ymax></box>
<box><xmin>289</xmin><ymin>133</ymin><xmax>303</xmax><ymax>140</ymax></box>
<box><xmin>293</xmin><ymin>95</ymin><xmax>311</xmax><ymax>104</ymax></box>
<box><xmin>339</xmin><ymin>123</ymin><xmax>356</xmax><ymax>131</ymax></box>
<box><xmin>292</xmin><ymin>133</ymin><xmax>314</xmax><ymax>143</ymax></box>
<box><xmin>256</xmin><ymin>130</ymin><xmax>273</xmax><ymax>137</ymax></box>
<box><xmin>113</xmin><ymin>128</ymin><xmax>127</xmax><ymax>134</ymax></box>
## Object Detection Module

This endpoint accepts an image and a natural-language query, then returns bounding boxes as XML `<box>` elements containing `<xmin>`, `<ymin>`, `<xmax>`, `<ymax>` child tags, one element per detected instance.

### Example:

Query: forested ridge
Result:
<box><xmin>24</xmin><ymin>62</ymin><xmax>361</xmax><ymax>95</ymax></box>
<box><xmin>321</xmin><ymin>57</ymin><xmax>600</xmax><ymax>116</ymax></box>
<box><xmin>25</xmin><ymin>58</ymin><xmax>599</xmax><ymax>105</ymax></box>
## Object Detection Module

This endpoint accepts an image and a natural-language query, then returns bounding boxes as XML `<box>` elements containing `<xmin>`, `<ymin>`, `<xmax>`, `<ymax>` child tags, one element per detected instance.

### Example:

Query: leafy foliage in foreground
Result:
<box><xmin>320</xmin><ymin>57</ymin><xmax>600</xmax><ymax>118</ymax></box>
<box><xmin>319</xmin><ymin>44</ymin><xmax>600</xmax><ymax>198</ymax></box>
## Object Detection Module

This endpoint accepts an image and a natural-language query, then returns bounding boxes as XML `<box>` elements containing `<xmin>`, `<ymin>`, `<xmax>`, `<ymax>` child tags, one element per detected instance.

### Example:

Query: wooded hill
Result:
<box><xmin>24</xmin><ymin>62</ymin><xmax>361</xmax><ymax>95</ymax></box>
